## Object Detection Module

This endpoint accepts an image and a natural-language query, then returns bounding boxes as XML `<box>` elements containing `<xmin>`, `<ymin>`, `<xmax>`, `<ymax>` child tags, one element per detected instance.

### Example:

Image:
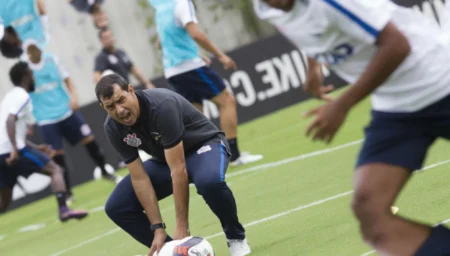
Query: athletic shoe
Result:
<box><xmin>59</xmin><ymin>206</ymin><xmax>88</xmax><ymax>222</ymax></box>
<box><xmin>230</xmin><ymin>153</ymin><xmax>263</xmax><ymax>167</ymax></box>
<box><xmin>228</xmin><ymin>238</ymin><xmax>251</xmax><ymax>256</ymax></box>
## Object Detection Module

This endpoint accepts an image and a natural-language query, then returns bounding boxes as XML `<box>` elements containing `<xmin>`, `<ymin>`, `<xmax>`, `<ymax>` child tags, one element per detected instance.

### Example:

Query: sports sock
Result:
<box><xmin>55</xmin><ymin>192</ymin><xmax>67</xmax><ymax>209</ymax></box>
<box><xmin>53</xmin><ymin>155</ymin><xmax>72</xmax><ymax>195</ymax></box>
<box><xmin>85</xmin><ymin>140</ymin><xmax>108</xmax><ymax>176</ymax></box>
<box><xmin>415</xmin><ymin>225</ymin><xmax>450</xmax><ymax>256</ymax></box>
<box><xmin>227</xmin><ymin>138</ymin><xmax>241</xmax><ymax>162</ymax></box>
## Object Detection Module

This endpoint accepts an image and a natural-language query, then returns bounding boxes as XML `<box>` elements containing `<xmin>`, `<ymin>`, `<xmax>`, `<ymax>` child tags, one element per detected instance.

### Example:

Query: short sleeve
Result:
<box><xmin>9</xmin><ymin>90</ymin><xmax>30</xmax><ymax>116</ymax></box>
<box><xmin>94</xmin><ymin>55</ymin><xmax>107</xmax><ymax>72</ymax></box>
<box><xmin>322</xmin><ymin>0</ymin><xmax>393</xmax><ymax>44</ymax></box>
<box><xmin>52</xmin><ymin>55</ymin><xmax>70</xmax><ymax>80</ymax></box>
<box><xmin>154</xmin><ymin>99</ymin><xmax>184</xmax><ymax>149</ymax></box>
<box><xmin>0</xmin><ymin>17</ymin><xmax>4</xmax><ymax>40</ymax></box>
<box><xmin>104</xmin><ymin>123</ymin><xmax>139</xmax><ymax>164</ymax></box>
<box><xmin>120</xmin><ymin>50</ymin><xmax>134</xmax><ymax>71</ymax></box>
<box><xmin>175</xmin><ymin>0</ymin><xmax>198</xmax><ymax>27</ymax></box>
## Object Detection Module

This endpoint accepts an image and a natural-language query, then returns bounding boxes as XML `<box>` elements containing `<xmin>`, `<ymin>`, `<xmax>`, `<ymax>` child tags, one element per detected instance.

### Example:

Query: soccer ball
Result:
<box><xmin>153</xmin><ymin>236</ymin><xmax>214</xmax><ymax>256</ymax></box>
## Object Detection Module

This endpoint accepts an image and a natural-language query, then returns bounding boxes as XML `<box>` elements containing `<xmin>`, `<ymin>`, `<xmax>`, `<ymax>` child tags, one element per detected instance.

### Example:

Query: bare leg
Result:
<box><xmin>210</xmin><ymin>90</ymin><xmax>238</xmax><ymax>139</ymax></box>
<box><xmin>41</xmin><ymin>160</ymin><xmax>66</xmax><ymax>193</ymax></box>
<box><xmin>0</xmin><ymin>188</ymin><xmax>13</xmax><ymax>213</ymax></box>
<box><xmin>352</xmin><ymin>163</ymin><xmax>431</xmax><ymax>255</ymax></box>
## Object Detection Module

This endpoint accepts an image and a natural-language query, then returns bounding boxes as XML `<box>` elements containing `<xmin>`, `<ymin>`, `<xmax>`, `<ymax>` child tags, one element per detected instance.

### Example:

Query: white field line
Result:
<box><xmin>49</xmin><ymin>151</ymin><xmax>450</xmax><ymax>256</ymax></box>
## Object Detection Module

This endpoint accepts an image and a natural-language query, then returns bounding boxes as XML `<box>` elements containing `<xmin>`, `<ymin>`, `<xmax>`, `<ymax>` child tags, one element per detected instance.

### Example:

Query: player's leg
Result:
<box><xmin>39</xmin><ymin>122</ymin><xmax>74</xmax><ymax>199</ymax></box>
<box><xmin>169</xmin><ymin>67</ymin><xmax>263</xmax><ymax>166</ymax></box>
<box><xmin>0</xmin><ymin>153</ymin><xmax>14</xmax><ymax>212</ymax></box>
<box><xmin>37</xmin><ymin>154</ymin><xmax>89</xmax><ymax>222</ymax></box>
<box><xmin>61</xmin><ymin>112</ymin><xmax>121</xmax><ymax>184</ymax></box>
<box><xmin>196</xmin><ymin>67</ymin><xmax>263</xmax><ymax>166</ymax></box>
<box><xmin>0</xmin><ymin>188</ymin><xmax>13</xmax><ymax>213</ymax></box>
<box><xmin>187</xmin><ymin>138</ymin><xmax>249</xmax><ymax>255</ymax></box>
<box><xmin>104</xmin><ymin>159</ymin><xmax>173</xmax><ymax>247</ymax></box>
<box><xmin>352</xmin><ymin>109</ymin><xmax>450</xmax><ymax>255</ymax></box>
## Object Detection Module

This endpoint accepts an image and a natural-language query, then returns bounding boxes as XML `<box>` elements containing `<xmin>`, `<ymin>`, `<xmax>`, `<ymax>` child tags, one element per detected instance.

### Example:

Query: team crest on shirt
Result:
<box><xmin>123</xmin><ymin>133</ymin><xmax>142</xmax><ymax>147</ymax></box>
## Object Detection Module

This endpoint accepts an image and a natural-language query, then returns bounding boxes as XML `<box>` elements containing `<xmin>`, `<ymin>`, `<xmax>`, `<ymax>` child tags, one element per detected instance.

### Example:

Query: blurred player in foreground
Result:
<box><xmin>148</xmin><ymin>0</ymin><xmax>263</xmax><ymax>167</ymax></box>
<box><xmin>0</xmin><ymin>62</ymin><xmax>88</xmax><ymax>221</ymax></box>
<box><xmin>25</xmin><ymin>43</ymin><xmax>122</xmax><ymax>203</ymax></box>
<box><xmin>255</xmin><ymin>0</ymin><xmax>450</xmax><ymax>255</ymax></box>
<box><xmin>96</xmin><ymin>74</ymin><xmax>250</xmax><ymax>256</ymax></box>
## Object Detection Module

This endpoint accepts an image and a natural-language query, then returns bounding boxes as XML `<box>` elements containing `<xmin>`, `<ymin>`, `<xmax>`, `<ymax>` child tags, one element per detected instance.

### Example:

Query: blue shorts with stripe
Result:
<box><xmin>356</xmin><ymin>94</ymin><xmax>450</xmax><ymax>171</ymax></box>
<box><xmin>0</xmin><ymin>146</ymin><xmax>50</xmax><ymax>189</ymax></box>
<box><xmin>168</xmin><ymin>66</ymin><xmax>226</xmax><ymax>104</ymax></box>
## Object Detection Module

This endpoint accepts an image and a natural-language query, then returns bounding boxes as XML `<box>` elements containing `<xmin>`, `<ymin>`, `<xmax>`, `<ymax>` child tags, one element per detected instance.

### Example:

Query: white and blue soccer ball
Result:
<box><xmin>153</xmin><ymin>236</ymin><xmax>214</xmax><ymax>256</ymax></box>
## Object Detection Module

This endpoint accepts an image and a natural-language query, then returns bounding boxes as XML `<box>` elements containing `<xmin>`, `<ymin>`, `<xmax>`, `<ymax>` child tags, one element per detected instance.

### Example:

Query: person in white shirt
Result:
<box><xmin>0</xmin><ymin>61</ymin><xmax>88</xmax><ymax>222</ymax></box>
<box><xmin>254</xmin><ymin>0</ymin><xmax>450</xmax><ymax>255</ymax></box>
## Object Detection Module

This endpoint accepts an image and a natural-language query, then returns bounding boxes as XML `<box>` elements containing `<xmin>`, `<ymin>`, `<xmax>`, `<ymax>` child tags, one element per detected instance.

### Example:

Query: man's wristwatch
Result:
<box><xmin>150</xmin><ymin>223</ymin><xmax>166</xmax><ymax>232</ymax></box>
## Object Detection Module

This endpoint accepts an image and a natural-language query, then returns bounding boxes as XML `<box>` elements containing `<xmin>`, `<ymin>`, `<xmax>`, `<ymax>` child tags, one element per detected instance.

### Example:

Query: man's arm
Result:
<box><xmin>154</xmin><ymin>98</ymin><xmax>189</xmax><ymax>237</ymax></box>
<box><xmin>6</xmin><ymin>114</ymin><xmax>17</xmax><ymax>151</ymax></box>
<box><xmin>324</xmin><ymin>0</ymin><xmax>411</xmax><ymax>110</ymax></box>
<box><xmin>175</xmin><ymin>0</ymin><xmax>236</xmax><ymax>69</ymax></box>
<box><xmin>127</xmin><ymin>158</ymin><xmax>164</xmax><ymax>225</ymax></box>
<box><xmin>53</xmin><ymin>56</ymin><xmax>79</xmax><ymax>110</ymax></box>
<box><xmin>94</xmin><ymin>72</ymin><xmax>102</xmax><ymax>84</ymax></box>
<box><xmin>164</xmin><ymin>142</ymin><xmax>189</xmax><ymax>234</ymax></box>
<box><xmin>130</xmin><ymin>66</ymin><xmax>155</xmax><ymax>89</ymax></box>
<box><xmin>336</xmin><ymin>23</ymin><xmax>410</xmax><ymax>110</ymax></box>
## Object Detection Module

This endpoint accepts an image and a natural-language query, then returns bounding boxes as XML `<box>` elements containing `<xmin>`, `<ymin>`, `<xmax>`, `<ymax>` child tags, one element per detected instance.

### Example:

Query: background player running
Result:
<box><xmin>25</xmin><ymin>43</ymin><xmax>122</xmax><ymax>204</ymax></box>
<box><xmin>148</xmin><ymin>0</ymin><xmax>262</xmax><ymax>167</ymax></box>
<box><xmin>0</xmin><ymin>61</ymin><xmax>88</xmax><ymax>221</ymax></box>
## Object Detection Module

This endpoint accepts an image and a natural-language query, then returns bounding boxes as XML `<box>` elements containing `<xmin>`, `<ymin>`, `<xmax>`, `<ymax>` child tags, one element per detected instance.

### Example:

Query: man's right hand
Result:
<box><xmin>148</xmin><ymin>229</ymin><xmax>168</xmax><ymax>256</ymax></box>
<box><xmin>218</xmin><ymin>54</ymin><xmax>237</xmax><ymax>70</ymax></box>
<box><xmin>6</xmin><ymin>150</ymin><xmax>19</xmax><ymax>166</ymax></box>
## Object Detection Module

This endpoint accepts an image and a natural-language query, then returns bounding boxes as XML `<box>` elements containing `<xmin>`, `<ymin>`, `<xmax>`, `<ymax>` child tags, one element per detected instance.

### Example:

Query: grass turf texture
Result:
<box><xmin>1</xmin><ymin>89</ymin><xmax>450</xmax><ymax>256</ymax></box>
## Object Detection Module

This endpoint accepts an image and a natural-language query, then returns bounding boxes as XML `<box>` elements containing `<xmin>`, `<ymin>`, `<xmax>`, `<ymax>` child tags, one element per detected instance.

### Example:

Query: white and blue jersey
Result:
<box><xmin>0</xmin><ymin>0</ymin><xmax>48</xmax><ymax>49</ymax></box>
<box><xmin>254</xmin><ymin>0</ymin><xmax>450</xmax><ymax>113</ymax></box>
<box><xmin>29</xmin><ymin>53</ymin><xmax>72</xmax><ymax>125</ymax></box>
<box><xmin>148</xmin><ymin>0</ymin><xmax>206</xmax><ymax>78</ymax></box>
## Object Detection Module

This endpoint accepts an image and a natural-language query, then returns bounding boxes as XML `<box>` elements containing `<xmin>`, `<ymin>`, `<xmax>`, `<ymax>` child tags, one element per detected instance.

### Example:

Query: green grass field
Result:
<box><xmin>1</xmin><ymin>90</ymin><xmax>450</xmax><ymax>256</ymax></box>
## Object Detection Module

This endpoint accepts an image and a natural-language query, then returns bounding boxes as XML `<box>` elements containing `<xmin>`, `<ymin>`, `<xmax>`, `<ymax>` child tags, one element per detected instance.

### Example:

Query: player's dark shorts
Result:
<box><xmin>39</xmin><ymin>112</ymin><xmax>92</xmax><ymax>151</ymax></box>
<box><xmin>0</xmin><ymin>146</ymin><xmax>50</xmax><ymax>189</ymax></box>
<box><xmin>357</xmin><ymin>94</ymin><xmax>450</xmax><ymax>171</ymax></box>
<box><xmin>168</xmin><ymin>66</ymin><xmax>226</xmax><ymax>104</ymax></box>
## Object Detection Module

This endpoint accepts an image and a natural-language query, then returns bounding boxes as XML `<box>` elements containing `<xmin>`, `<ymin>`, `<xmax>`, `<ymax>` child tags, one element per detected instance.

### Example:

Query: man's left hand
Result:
<box><xmin>70</xmin><ymin>97</ymin><xmax>79</xmax><ymax>111</ymax></box>
<box><xmin>305</xmin><ymin>101</ymin><xmax>349</xmax><ymax>144</ymax></box>
<box><xmin>173</xmin><ymin>226</ymin><xmax>190</xmax><ymax>240</ymax></box>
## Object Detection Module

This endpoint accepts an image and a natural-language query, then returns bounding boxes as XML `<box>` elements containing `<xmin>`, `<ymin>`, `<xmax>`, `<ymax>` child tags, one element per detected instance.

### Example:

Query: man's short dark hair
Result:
<box><xmin>0</xmin><ymin>27</ymin><xmax>23</xmax><ymax>59</ymax></box>
<box><xmin>95</xmin><ymin>73</ymin><xmax>129</xmax><ymax>103</ymax></box>
<box><xmin>98</xmin><ymin>26</ymin><xmax>110</xmax><ymax>39</ymax></box>
<box><xmin>9</xmin><ymin>61</ymin><xmax>29</xmax><ymax>86</ymax></box>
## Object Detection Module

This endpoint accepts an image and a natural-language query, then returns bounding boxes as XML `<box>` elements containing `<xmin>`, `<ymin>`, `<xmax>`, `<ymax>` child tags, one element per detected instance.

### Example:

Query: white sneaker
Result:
<box><xmin>228</xmin><ymin>239</ymin><xmax>251</xmax><ymax>256</ymax></box>
<box><xmin>230</xmin><ymin>153</ymin><xmax>263</xmax><ymax>167</ymax></box>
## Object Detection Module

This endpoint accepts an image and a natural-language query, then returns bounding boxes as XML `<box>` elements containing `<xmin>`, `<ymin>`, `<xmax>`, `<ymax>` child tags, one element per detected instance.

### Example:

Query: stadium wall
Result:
<box><xmin>3</xmin><ymin>0</ymin><xmax>449</xmax><ymax>210</ymax></box>
<box><xmin>0</xmin><ymin>0</ymin><xmax>274</xmax><ymax>105</ymax></box>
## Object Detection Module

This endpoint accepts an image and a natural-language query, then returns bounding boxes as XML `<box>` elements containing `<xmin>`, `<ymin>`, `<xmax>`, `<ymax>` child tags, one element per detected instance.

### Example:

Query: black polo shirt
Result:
<box><xmin>104</xmin><ymin>88</ymin><xmax>224</xmax><ymax>164</ymax></box>
<box><xmin>94</xmin><ymin>48</ymin><xmax>133</xmax><ymax>82</ymax></box>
